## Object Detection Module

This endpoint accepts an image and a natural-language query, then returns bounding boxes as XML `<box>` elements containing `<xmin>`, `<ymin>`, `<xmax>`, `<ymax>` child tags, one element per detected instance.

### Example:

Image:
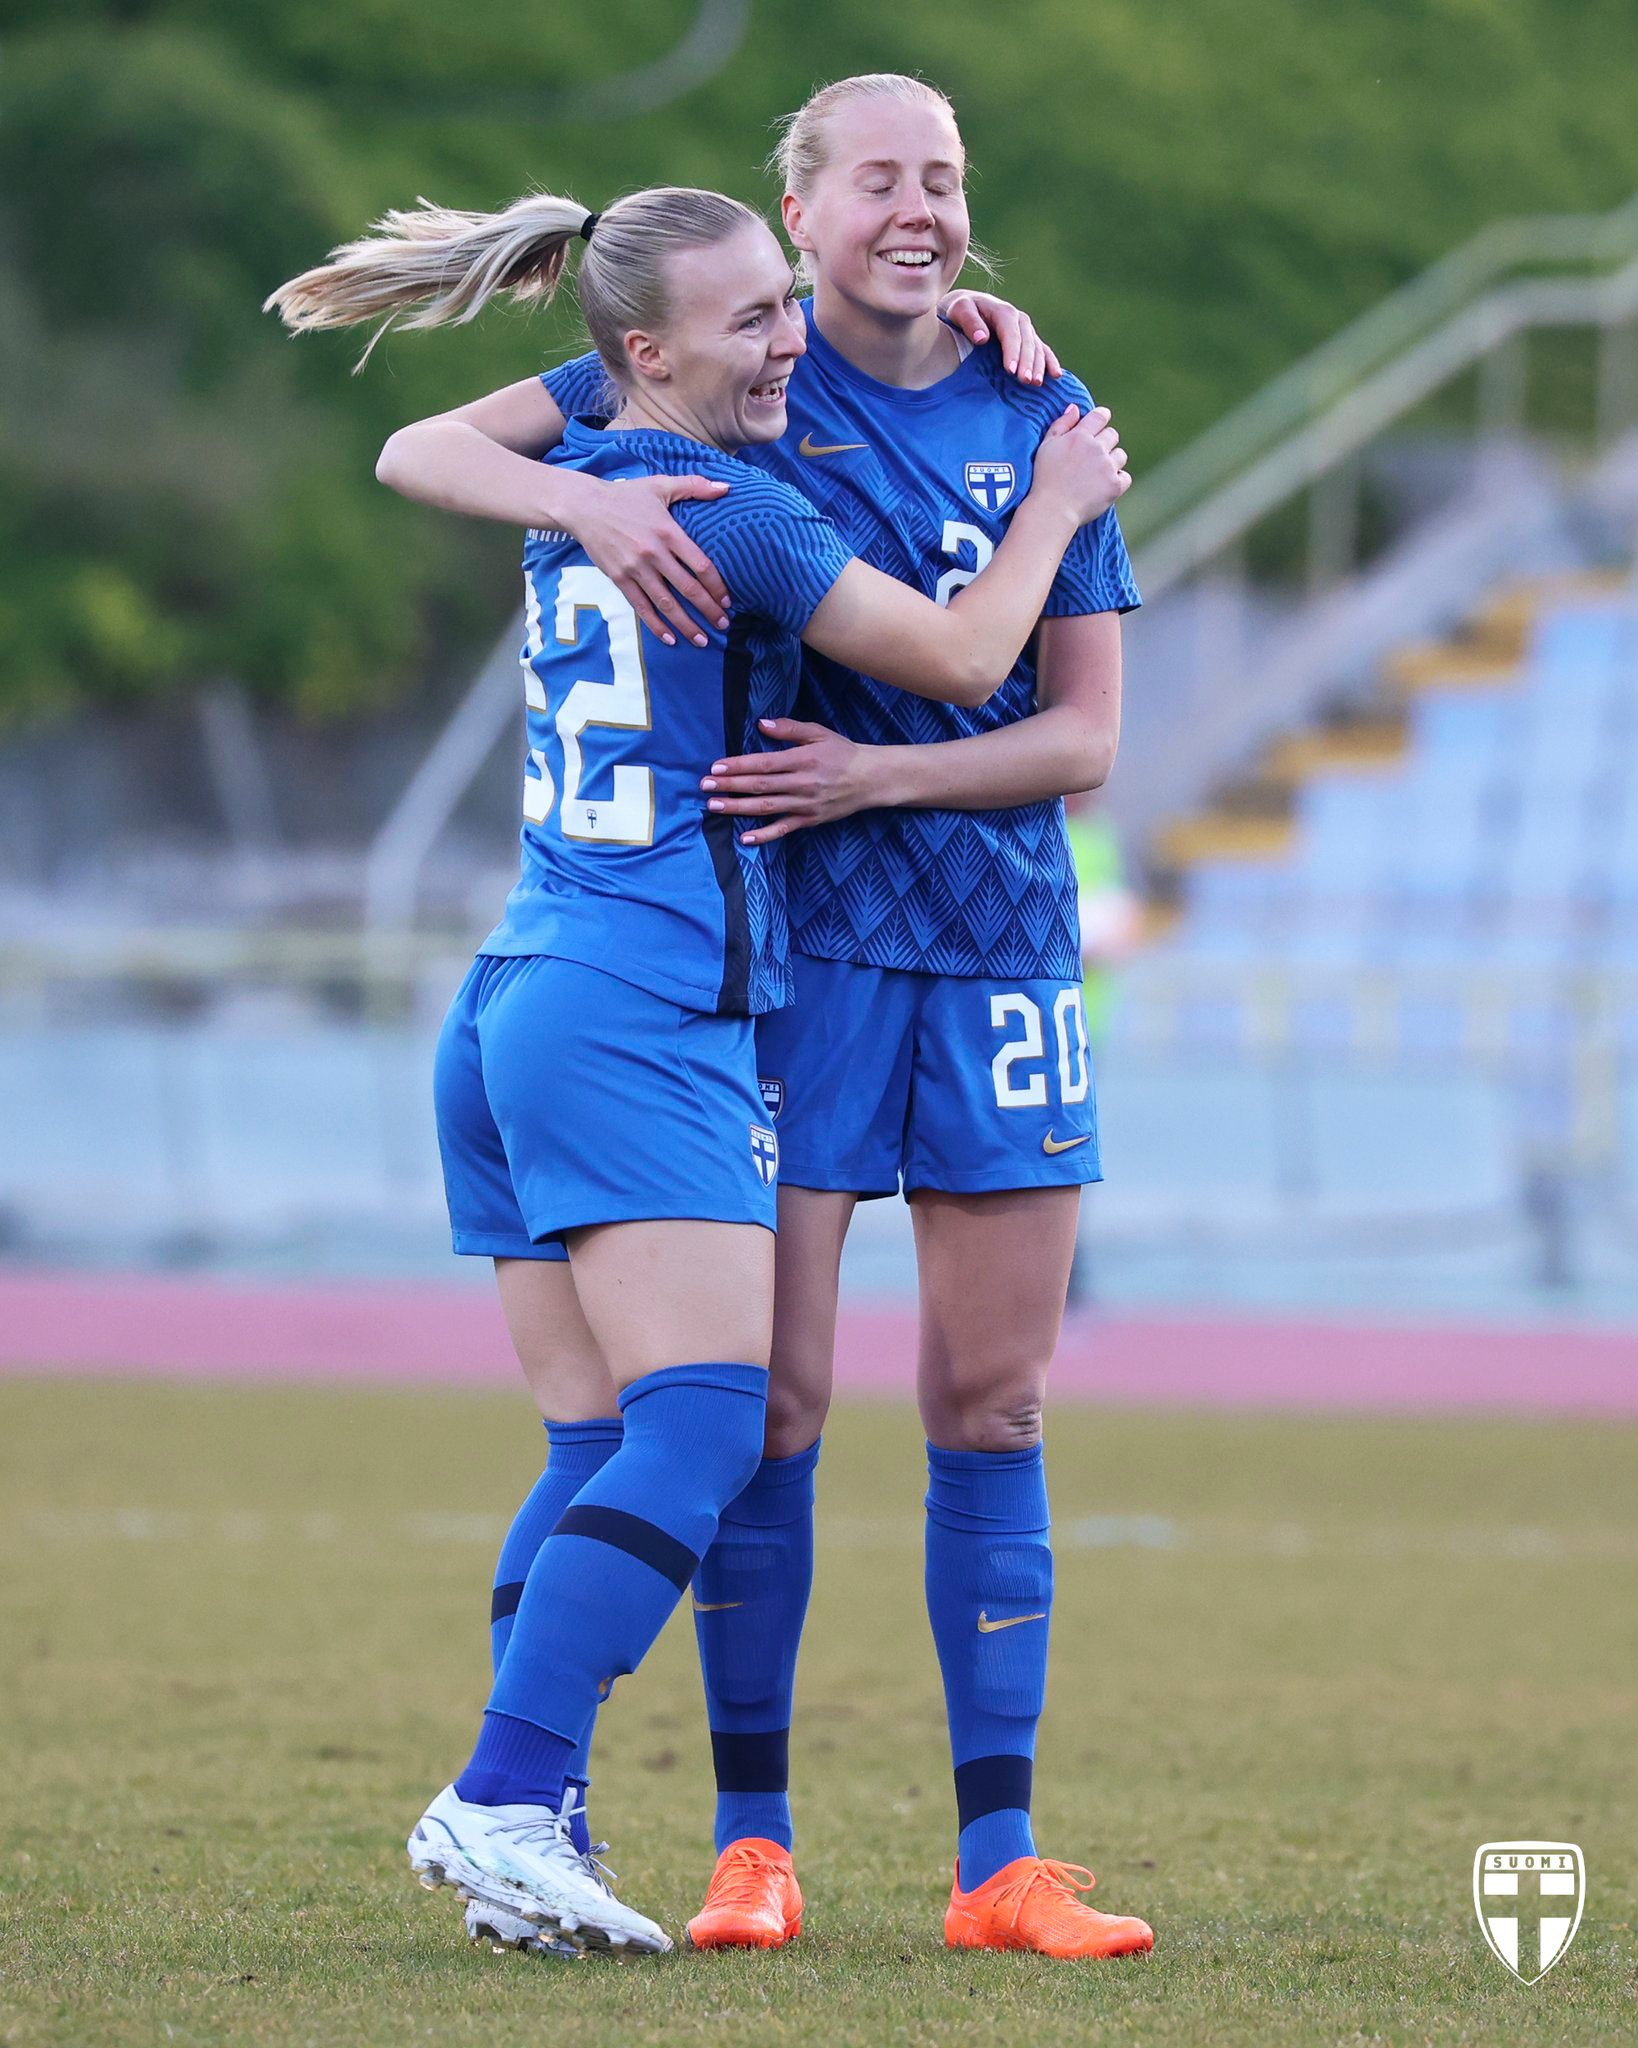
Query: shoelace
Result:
<box><xmin>983</xmin><ymin>1859</ymin><xmax>1099</xmax><ymax>1933</ymax></box>
<box><xmin>705</xmin><ymin>1843</ymin><xmax>789</xmax><ymax>1912</ymax></box>
<box><xmin>486</xmin><ymin>1812</ymin><xmax>575</xmax><ymax>1851</ymax></box>
<box><xmin>480</xmin><ymin>1793</ymin><xmax>621</xmax><ymax>1897</ymax></box>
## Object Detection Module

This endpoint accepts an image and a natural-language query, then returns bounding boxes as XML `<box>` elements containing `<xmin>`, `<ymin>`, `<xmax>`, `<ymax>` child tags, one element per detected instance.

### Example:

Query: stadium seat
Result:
<box><xmin>1139</xmin><ymin>588</ymin><xmax>1638</xmax><ymax>1088</ymax></box>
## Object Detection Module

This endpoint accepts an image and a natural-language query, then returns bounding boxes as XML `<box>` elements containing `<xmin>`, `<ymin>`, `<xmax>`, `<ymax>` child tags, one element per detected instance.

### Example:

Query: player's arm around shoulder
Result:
<box><xmin>375</xmin><ymin>375</ymin><xmax>568</xmax><ymax>503</ymax></box>
<box><xmin>802</xmin><ymin>403</ymin><xmax>1126</xmax><ymax>708</ymax></box>
<box><xmin>374</xmin><ymin>366</ymin><xmax>732</xmax><ymax>647</ymax></box>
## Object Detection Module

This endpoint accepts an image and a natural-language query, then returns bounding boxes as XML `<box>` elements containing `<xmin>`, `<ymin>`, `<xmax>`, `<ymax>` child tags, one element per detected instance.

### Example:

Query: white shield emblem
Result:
<box><xmin>964</xmin><ymin>460</ymin><xmax>1016</xmax><ymax>512</ymax></box>
<box><xmin>748</xmin><ymin>1123</ymin><xmax>779</xmax><ymax>1187</ymax></box>
<box><xmin>1473</xmin><ymin>1841</ymin><xmax>1585</xmax><ymax>1982</ymax></box>
<box><xmin>758</xmin><ymin>1076</ymin><xmax>784</xmax><ymax>1123</ymax></box>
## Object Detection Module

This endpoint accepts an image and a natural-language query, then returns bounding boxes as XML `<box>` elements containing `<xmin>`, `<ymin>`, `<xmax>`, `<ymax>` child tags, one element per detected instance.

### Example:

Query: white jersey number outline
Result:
<box><xmin>935</xmin><ymin>519</ymin><xmax>994</xmax><ymax>608</ymax></box>
<box><xmin>521</xmin><ymin>564</ymin><xmax>655</xmax><ymax>845</ymax></box>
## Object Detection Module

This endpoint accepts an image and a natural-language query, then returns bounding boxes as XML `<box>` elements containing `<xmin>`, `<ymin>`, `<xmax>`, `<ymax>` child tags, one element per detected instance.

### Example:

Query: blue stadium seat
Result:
<box><xmin>1186</xmin><ymin>859</ymin><xmax>1295</xmax><ymax>926</ymax></box>
<box><xmin>1529</xmin><ymin>600</ymin><xmax>1627</xmax><ymax>668</ymax></box>
<box><xmin>1412</xmin><ymin>691</ymin><xmax>1514</xmax><ymax>761</ymax></box>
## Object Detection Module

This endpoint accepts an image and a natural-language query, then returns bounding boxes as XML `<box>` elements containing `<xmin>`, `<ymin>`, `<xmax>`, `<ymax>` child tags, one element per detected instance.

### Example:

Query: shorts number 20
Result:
<box><xmin>990</xmin><ymin>990</ymin><xmax>1091</xmax><ymax>1108</ymax></box>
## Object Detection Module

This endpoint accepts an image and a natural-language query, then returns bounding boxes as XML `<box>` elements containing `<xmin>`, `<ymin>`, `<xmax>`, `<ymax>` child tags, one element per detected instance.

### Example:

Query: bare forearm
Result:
<box><xmin>869</xmin><ymin>704</ymin><xmax>1117</xmax><ymax>812</ymax></box>
<box><xmin>376</xmin><ymin>419</ymin><xmax>579</xmax><ymax>528</ymax></box>
<box><xmin>942</xmin><ymin>497</ymin><xmax>1081</xmax><ymax>686</ymax></box>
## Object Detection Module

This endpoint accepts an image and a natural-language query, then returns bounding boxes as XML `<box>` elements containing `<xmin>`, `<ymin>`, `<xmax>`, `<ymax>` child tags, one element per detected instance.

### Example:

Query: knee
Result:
<box><xmin>764</xmin><ymin>1375</ymin><xmax>829</xmax><ymax>1461</ymax></box>
<box><xmin>762</xmin><ymin>1342</ymin><xmax>833</xmax><ymax>1462</ymax></box>
<box><xmin>922</xmin><ymin>1380</ymin><xmax>1045</xmax><ymax>1455</ymax></box>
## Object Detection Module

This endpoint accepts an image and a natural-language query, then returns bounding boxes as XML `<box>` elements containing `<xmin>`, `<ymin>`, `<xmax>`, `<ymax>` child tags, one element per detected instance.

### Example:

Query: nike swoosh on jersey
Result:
<box><xmin>976</xmin><ymin>1610</ymin><xmax>1048</xmax><ymax>1634</ymax></box>
<box><xmin>1042</xmin><ymin>1131</ymin><xmax>1091</xmax><ymax>1155</ymax></box>
<box><xmin>797</xmin><ymin>432</ymin><xmax>869</xmax><ymax>457</ymax></box>
<box><xmin>692</xmin><ymin>1598</ymin><xmax>744</xmax><ymax>1612</ymax></box>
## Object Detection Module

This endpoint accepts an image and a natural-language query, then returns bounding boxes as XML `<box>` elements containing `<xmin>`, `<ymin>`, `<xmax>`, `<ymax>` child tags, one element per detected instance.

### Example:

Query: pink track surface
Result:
<box><xmin>0</xmin><ymin>1270</ymin><xmax>1634</xmax><ymax>1413</ymax></box>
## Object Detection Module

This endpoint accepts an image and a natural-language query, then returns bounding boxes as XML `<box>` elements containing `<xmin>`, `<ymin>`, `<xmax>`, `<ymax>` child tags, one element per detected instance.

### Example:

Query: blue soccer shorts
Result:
<box><xmin>753</xmin><ymin>953</ymin><xmax>1101</xmax><ymax>1198</ymax></box>
<box><xmin>434</xmin><ymin>954</ymin><xmax>779</xmax><ymax>1259</ymax></box>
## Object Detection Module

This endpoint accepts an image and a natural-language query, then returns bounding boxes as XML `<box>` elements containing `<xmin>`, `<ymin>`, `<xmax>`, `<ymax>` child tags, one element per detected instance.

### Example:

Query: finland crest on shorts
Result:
<box><xmin>749</xmin><ymin>1122</ymin><xmax>779</xmax><ymax>1187</ymax></box>
<box><xmin>965</xmin><ymin>460</ymin><xmax>1016</xmax><ymax>512</ymax></box>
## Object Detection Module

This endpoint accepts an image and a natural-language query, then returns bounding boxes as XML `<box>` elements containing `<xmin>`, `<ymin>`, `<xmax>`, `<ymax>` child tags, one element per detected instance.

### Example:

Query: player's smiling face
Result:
<box><xmin>617</xmin><ymin>221</ymin><xmax>805</xmax><ymax>452</ymax></box>
<box><xmin>783</xmin><ymin>97</ymin><xmax>970</xmax><ymax>323</ymax></box>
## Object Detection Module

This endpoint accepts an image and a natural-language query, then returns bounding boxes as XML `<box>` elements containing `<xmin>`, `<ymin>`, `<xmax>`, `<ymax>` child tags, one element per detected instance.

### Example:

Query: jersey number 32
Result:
<box><xmin>522</xmin><ymin>564</ymin><xmax>655</xmax><ymax>847</ymax></box>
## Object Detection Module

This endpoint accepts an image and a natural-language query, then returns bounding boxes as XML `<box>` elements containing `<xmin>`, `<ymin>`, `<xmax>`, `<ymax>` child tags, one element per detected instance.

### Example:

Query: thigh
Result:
<box><xmin>909</xmin><ymin>1183</ymin><xmax>1082</xmax><ymax>1451</ymax></box>
<box><xmin>755</xmin><ymin>954</ymin><xmax>915</xmax><ymax>1196</ymax></box>
<box><xmin>905</xmin><ymin>974</ymin><xmax>1101</xmax><ymax>1196</ymax></box>
<box><xmin>493</xmin><ymin>1257</ymin><xmax>619</xmax><ymax>1422</ymax></box>
<box><xmin>566</xmin><ymin>1218</ymin><xmax>775</xmax><ymax>1388</ymax></box>
<box><xmin>764</xmin><ymin>1184</ymin><xmax>857</xmax><ymax>1457</ymax></box>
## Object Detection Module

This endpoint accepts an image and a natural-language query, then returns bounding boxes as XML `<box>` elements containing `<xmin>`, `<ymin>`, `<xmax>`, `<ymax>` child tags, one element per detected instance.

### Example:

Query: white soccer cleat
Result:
<box><xmin>464</xmin><ymin>1896</ymin><xmax>581</xmax><ymax>1959</ymax></box>
<box><xmin>463</xmin><ymin>1820</ymin><xmax>628</xmax><ymax>1960</ymax></box>
<box><xmin>408</xmin><ymin>1784</ymin><xmax>671</xmax><ymax>1954</ymax></box>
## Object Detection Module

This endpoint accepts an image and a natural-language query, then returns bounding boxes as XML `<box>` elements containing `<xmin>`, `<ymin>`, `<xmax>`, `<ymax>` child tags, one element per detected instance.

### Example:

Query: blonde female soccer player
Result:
<box><xmin>375</xmin><ymin>75</ymin><xmax>1150</xmax><ymax>1964</ymax></box>
<box><xmin>269</xmin><ymin>179</ymin><xmax>1125</xmax><ymax>1954</ymax></box>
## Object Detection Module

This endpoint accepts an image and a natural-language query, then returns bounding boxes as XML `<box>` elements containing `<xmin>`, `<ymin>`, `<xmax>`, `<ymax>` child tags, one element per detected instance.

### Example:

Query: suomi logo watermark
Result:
<box><xmin>1473</xmin><ymin>1842</ymin><xmax>1584</xmax><ymax>1983</ymax></box>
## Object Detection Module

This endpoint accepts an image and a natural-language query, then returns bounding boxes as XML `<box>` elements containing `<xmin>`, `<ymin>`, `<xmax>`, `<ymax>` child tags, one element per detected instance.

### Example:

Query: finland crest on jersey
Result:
<box><xmin>964</xmin><ymin>459</ymin><xmax>1017</xmax><ymax>512</ymax></box>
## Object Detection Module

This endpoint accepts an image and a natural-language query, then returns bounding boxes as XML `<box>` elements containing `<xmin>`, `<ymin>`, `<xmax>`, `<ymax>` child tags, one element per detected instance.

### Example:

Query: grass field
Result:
<box><xmin>2</xmin><ymin>1377</ymin><xmax>1634</xmax><ymax>2047</ymax></box>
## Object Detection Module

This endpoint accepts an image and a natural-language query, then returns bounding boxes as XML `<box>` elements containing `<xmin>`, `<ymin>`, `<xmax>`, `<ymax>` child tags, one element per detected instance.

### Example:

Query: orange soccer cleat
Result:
<box><xmin>685</xmin><ymin>1838</ymin><xmax>804</xmax><ymax>1950</ymax></box>
<box><xmin>945</xmin><ymin>1857</ymin><xmax>1154</xmax><ymax>1960</ymax></box>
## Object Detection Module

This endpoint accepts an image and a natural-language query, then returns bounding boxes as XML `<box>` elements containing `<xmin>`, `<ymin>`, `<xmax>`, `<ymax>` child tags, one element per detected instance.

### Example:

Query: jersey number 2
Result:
<box><xmin>522</xmin><ymin>564</ymin><xmax>655</xmax><ymax>846</ymax></box>
<box><xmin>935</xmin><ymin>520</ymin><xmax>994</xmax><ymax>608</ymax></box>
<box><xmin>990</xmin><ymin>990</ymin><xmax>1090</xmax><ymax>1108</ymax></box>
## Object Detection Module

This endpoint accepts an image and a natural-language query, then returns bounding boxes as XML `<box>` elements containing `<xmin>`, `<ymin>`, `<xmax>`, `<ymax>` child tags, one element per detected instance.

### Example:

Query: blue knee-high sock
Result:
<box><xmin>924</xmin><ymin>1441</ymin><xmax>1053</xmax><ymax>1890</ymax></box>
<box><xmin>695</xmin><ymin>1440</ymin><xmax>819</xmax><ymax>1853</ymax></box>
<box><xmin>490</xmin><ymin>1418</ymin><xmax>624</xmax><ymax>1668</ymax></box>
<box><xmin>489</xmin><ymin>1416</ymin><xmax>622</xmax><ymax>1850</ymax></box>
<box><xmin>455</xmin><ymin>1363</ymin><xmax>767</xmax><ymax>1810</ymax></box>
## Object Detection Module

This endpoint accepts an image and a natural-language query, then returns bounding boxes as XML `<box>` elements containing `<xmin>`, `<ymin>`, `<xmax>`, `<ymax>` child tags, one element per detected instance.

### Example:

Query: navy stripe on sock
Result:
<box><xmin>710</xmin><ymin>1728</ymin><xmax>789</xmax><ymax>1795</ymax></box>
<box><xmin>954</xmin><ymin>1754</ymin><xmax>1034</xmax><ymax>1830</ymax></box>
<box><xmin>490</xmin><ymin>1580</ymin><xmax>526</xmax><ymax>1624</ymax></box>
<box><xmin>553</xmin><ymin>1503</ymin><xmax>699</xmax><ymax>1591</ymax></box>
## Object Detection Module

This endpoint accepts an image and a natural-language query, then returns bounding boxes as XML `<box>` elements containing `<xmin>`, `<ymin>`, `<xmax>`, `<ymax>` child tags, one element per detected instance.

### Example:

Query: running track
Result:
<box><xmin>1</xmin><ymin>1271</ymin><xmax>1634</xmax><ymax>1413</ymax></box>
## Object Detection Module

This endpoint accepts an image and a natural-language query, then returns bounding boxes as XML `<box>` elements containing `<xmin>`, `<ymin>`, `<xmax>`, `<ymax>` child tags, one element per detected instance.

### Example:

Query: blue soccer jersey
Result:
<box><xmin>544</xmin><ymin>307</ymin><xmax>1139</xmax><ymax>982</ymax></box>
<box><xmin>483</xmin><ymin>418</ymin><xmax>852</xmax><ymax>1015</ymax></box>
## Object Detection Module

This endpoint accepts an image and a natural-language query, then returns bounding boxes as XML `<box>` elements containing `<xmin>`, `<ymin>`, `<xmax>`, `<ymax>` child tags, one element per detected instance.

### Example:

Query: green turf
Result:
<box><xmin>2</xmin><ymin>1378</ymin><xmax>1633</xmax><ymax>2046</ymax></box>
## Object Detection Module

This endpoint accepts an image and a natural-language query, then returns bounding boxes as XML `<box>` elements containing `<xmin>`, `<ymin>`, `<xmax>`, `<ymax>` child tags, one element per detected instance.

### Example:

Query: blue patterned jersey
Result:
<box><xmin>543</xmin><ymin>306</ymin><xmax>1138</xmax><ymax>980</ymax></box>
<box><xmin>483</xmin><ymin>418</ymin><xmax>852</xmax><ymax>1015</ymax></box>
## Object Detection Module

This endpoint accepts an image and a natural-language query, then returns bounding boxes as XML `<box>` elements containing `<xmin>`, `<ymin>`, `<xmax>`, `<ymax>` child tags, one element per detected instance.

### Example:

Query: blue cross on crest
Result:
<box><xmin>749</xmin><ymin>1123</ymin><xmax>779</xmax><ymax>1187</ymax></box>
<box><xmin>964</xmin><ymin>460</ymin><xmax>1016</xmax><ymax>511</ymax></box>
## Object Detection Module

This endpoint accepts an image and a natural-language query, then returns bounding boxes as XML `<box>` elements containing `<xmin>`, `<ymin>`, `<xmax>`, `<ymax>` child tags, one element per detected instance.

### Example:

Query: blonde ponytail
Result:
<box><xmin>266</xmin><ymin>184</ymin><xmax>765</xmax><ymax>382</ymax></box>
<box><xmin>264</xmin><ymin>191</ymin><xmax>591</xmax><ymax>368</ymax></box>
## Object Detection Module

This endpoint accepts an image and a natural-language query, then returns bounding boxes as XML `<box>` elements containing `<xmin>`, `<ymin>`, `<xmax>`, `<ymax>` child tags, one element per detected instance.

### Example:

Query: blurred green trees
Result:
<box><xmin>2</xmin><ymin>1</ymin><xmax>1633</xmax><ymax>727</ymax></box>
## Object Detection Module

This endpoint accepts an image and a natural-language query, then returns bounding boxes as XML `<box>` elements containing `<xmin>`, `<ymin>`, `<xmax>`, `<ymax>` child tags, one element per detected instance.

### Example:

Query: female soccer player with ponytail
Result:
<box><xmin>374</xmin><ymin>78</ymin><xmax>1152</xmax><ymax>1964</ymax></box>
<box><xmin>269</xmin><ymin>180</ymin><xmax>1125</xmax><ymax>1954</ymax></box>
